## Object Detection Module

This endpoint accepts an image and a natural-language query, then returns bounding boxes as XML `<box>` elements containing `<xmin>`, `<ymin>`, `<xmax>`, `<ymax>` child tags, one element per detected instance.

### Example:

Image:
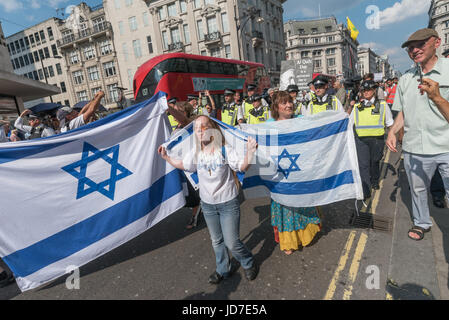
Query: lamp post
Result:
<box><xmin>40</xmin><ymin>55</ymin><xmax>62</xmax><ymax>103</ymax></box>
<box><xmin>234</xmin><ymin>6</ymin><xmax>264</xmax><ymax>61</ymax></box>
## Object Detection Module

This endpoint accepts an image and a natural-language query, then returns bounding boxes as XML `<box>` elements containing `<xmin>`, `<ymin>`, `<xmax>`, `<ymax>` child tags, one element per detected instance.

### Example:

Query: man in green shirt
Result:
<box><xmin>386</xmin><ymin>28</ymin><xmax>449</xmax><ymax>241</ymax></box>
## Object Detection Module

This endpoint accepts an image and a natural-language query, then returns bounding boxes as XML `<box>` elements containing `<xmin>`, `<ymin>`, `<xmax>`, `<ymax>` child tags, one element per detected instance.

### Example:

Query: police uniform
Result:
<box><xmin>221</xmin><ymin>89</ymin><xmax>239</xmax><ymax>126</ymax></box>
<box><xmin>353</xmin><ymin>80</ymin><xmax>394</xmax><ymax>199</ymax></box>
<box><xmin>287</xmin><ymin>84</ymin><xmax>303</xmax><ymax>116</ymax></box>
<box><xmin>246</xmin><ymin>95</ymin><xmax>270</xmax><ymax>124</ymax></box>
<box><xmin>239</xmin><ymin>84</ymin><xmax>257</xmax><ymax>123</ymax></box>
<box><xmin>14</xmin><ymin>114</ymin><xmax>54</xmax><ymax>139</ymax></box>
<box><xmin>303</xmin><ymin>76</ymin><xmax>343</xmax><ymax>116</ymax></box>
<box><xmin>167</xmin><ymin>97</ymin><xmax>179</xmax><ymax>131</ymax></box>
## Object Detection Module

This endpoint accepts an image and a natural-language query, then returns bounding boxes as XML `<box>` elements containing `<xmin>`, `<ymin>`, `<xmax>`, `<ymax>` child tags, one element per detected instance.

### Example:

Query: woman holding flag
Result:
<box><xmin>268</xmin><ymin>91</ymin><xmax>322</xmax><ymax>255</ymax></box>
<box><xmin>158</xmin><ymin>115</ymin><xmax>259</xmax><ymax>284</ymax></box>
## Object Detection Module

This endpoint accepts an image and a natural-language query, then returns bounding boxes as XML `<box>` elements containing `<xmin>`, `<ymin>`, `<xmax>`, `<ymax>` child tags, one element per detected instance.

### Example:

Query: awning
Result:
<box><xmin>0</xmin><ymin>70</ymin><xmax>61</xmax><ymax>102</ymax></box>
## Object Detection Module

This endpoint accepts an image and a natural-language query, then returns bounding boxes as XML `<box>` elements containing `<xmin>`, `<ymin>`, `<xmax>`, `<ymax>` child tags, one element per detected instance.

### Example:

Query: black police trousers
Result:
<box><xmin>355</xmin><ymin>135</ymin><xmax>385</xmax><ymax>198</ymax></box>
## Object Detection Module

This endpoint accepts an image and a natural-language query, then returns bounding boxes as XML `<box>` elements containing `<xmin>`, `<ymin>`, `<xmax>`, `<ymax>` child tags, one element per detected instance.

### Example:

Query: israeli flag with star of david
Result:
<box><xmin>163</xmin><ymin>111</ymin><xmax>362</xmax><ymax>208</ymax></box>
<box><xmin>0</xmin><ymin>91</ymin><xmax>186</xmax><ymax>292</ymax></box>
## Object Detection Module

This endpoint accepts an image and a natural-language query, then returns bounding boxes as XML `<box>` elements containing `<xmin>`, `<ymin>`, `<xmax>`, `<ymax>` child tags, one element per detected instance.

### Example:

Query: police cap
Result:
<box><xmin>187</xmin><ymin>94</ymin><xmax>198</xmax><ymax>101</ymax></box>
<box><xmin>247</xmin><ymin>84</ymin><xmax>257</xmax><ymax>91</ymax></box>
<box><xmin>287</xmin><ymin>84</ymin><xmax>299</xmax><ymax>93</ymax></box>
<box><xmin>167</xmin><ymin>97</ymin><xmax>177</xmax><ymax>104</ymax></box>
<box><xmin>252</xmin><ymin>95</ymin><xmax>262</xmax><ymax>101</ymax></box>
<box><xmin>312</xmin><ymin>75</ymin><xmax>329</xmax><ymax>87</ymax></box>
<box><xmin>361</xmin><ymin>80</ymin><xmax>377</xmax><ymax>91</ymax></box>
<box><xmin>224</xmin><ymin>89</ymin><xmax>235</xmax><ymax>96</ymax></box>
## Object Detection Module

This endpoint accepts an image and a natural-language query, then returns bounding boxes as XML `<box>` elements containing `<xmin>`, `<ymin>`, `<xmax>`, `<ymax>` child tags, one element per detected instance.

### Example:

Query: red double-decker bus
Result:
<box><xmin>133</xmin><ymin>53</ymin><xmax>270</xmax><ymax>105</ymax></box>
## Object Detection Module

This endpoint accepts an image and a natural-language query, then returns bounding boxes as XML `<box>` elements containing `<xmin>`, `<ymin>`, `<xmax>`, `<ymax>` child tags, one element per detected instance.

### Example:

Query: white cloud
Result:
<box><xmin>29</xmin><ymin>0</ymin><xmax>40</xmax><ymax>9</ymax></box>
<box><xmin>0</xmin><ymin>0</ymin><xmax>23</xmax><ymax>12</ymax></box>
<box><xmin>379</xmin><ymin>0</ymin><xmax>432</xmax><ymax>27</ymax></box>
<box><xmin>46</xmin><ymin>0</ymin><xmax>69</xmax><ymax>9</ymax></box>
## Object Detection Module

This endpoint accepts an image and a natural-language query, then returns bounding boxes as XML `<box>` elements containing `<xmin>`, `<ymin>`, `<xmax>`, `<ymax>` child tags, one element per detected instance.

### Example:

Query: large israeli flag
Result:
<box><xmin>163</xmin><ymin>111</ymin><xmax>362</xmax><ymax>207</ymax></box>
<box><xmin>0</xmin><ymin>92</ymin><xmax>186</xmax><ymax>292</ymax></box>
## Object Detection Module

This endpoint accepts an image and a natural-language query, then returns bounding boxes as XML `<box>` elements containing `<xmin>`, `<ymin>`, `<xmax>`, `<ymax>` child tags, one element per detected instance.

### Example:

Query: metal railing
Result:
<box><xmin>252</xmin><ymin>30</ymin><xmax>264</xmax><ymax>39</ymax></box>
<box><xmin>57</xmin><ymin>21</ymin><xmax>112</xmax><ymax>47</ymax></box>
<box><xmin>204</xmin><ymin>31</ymin><xmax>221</xmax><ymax>43</ymax></box>
<box><xmin>168</xmin><ymin>42</ymin><xmax>184</xmax><ymax>51</ymax></box>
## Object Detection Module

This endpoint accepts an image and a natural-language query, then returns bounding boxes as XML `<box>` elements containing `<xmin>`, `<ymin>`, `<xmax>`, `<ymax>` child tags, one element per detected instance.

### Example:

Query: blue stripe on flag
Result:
<box><xmin>0</xmin><ymin>91</ymin><xmax>168</xmax><ymax>165</ymax></box>
<box><xmin>243</xmin><ymin>170</ymin><xmax>354</xmax><ymax>195</ymax></box>
<box><xmin>166</xmin><ymin>125</ymin><xmax>194</xmax><ymax>151</ymax></box>
<box><xmin>3</xmin><ymin>169</ymin><xmax>183</xmax><ymax>278</ymax></box>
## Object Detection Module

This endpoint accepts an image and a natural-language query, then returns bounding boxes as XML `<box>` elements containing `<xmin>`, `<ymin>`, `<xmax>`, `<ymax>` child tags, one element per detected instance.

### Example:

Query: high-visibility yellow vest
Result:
<box><xmin>247</xmin><ymin>106</ymin><xmax>269</xmax><ymax>124</ymax></box>
<box><xmin>308</xmin><ymin>95</ymin><xmax>339</xmax><ymax>115</ymax></box>
<box><xmin>293</xmin><ymin>100</ymin><xmax>303</xmax><ymax>116</ymax></box>
<box><xmin>221</xmin><ymin>103</ymin><xmax>238</xmax><ymax>126</ymax></box>
<box><xmin>243</xmin><ymin>100</ymin><xmax>254</xmax><ymax>121</ymax></box>
<box><xmin>168</xmin><ymin>114</ymin><xmax>178</xmax><ymax>131</ymax></box>
<box><xmin>353</xmin><ymin>100</ymin><xmax>387</xmax><ymax>137</ymax></box>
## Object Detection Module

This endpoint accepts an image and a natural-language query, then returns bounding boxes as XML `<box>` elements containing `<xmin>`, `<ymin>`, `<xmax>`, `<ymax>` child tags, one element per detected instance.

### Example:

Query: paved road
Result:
<box><xmin>1</xmin><ymin>147</ymin><xmax>448</xmax><ymax>300</ymax></box>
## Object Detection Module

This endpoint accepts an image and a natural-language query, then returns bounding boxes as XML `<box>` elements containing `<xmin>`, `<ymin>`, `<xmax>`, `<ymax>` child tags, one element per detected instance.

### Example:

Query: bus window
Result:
<box><xmin>223</xmin><ymin>63</ymin><xmax>237</xmax><ymax>76</ymax></box>
<box><xmin>209</xmin><ymin>61</ymin><xmax>224</xmax><ymax>74</ymax></box>
<box><xmin>237</xmin><ymin>64</ymin><xmax>249</xmax><ymax>76</ymax></box>
<box><xmin>135</xmin><ymin>68</ymin><xmax>159</xmax><ymax>102</ymax></box>
<box><xmin>188</xmin><ymin>59</ymin><xmax>210</xmax><ymax>74</ymax></box>
<box><xmin>157</xmin><ymin>58</ymin><xmax>188</xmax><ymax>74</ymax></box>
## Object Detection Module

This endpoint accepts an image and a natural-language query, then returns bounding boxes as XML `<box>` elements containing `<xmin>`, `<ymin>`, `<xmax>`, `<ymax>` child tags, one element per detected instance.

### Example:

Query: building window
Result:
<box><xmin>133</xmin><ymin>39</ymin><xmax>142</xmax><ymax>58</ymax></box>
<box><xmin>103</xmin><ymin>61</ymin><xmax>117</xmax><ymax>77</ymax></box>
<box><xmin>183</xmin><ymin>25</ymin><xmax>190</xmax><ymax>44</ymax></box>
<box><xmin>143</xmin><ymin>12</ymin><xmax>150</xmax><ymax>27</ymax></box>
<box><xmin>51</xmin><ymin>44</ymin><xmax>58</xmax><ymax>56</ymax></box>
<box><xmin>210</xmin><ymin>47</ymin><xmax>221</xmax><ymax>58</ymax></box>
<box><xmin>122</xmin><ymin>43</ymin><xmax>129</xmax><ymax>61</ymax></box>
<box><xmin>44</xmin><ymin>47</ymin><xmax>50</xmax><ymax>59</ymax></box>
<box><xmin>28</xmin><ymin>53</ymin><xmax>34</xmax><ymax>63</ymax></box>
<box><xmin>48</xmin><ymin>66</ymin><xmax>55</xmax><ymax>78</ymax></box>
<box><xmin>171</xmin><ymin>27</ymin><xmax>181</xmax><ymax>44</ymax></box>
<box><xmin>39</xmin><ymin>30</ymin><xmax>46</xmax><ymax>43</ymax></box>
<box><xmin>197</xmin><ymin>20</ymin><xmax>204</xmax><ymax>40</ymax></box>
<box><xmin>301</xmin><ymin>51</ymin><xmax>309</xmax><ymax>58</ymax></box>
<box><xmin>313</xmin><ymin>50</ymin><xmax>322</xmax><ymax>56</ymax></box>
<box><xmin>325</xmin><ymin>26</ymin><xmax>332</xmax><ymax>32</ymax></box>
<box><xmin>326</xmin><ymin>48</ymin><xmax>336</xmax><ymax>55</ymax></box>
<box><xmin>29</xmin><ymin>34</ymin><xmax>35</xmax><ymax>46</ymax></box>
<box><xmin>180</xmin><ymin>0</ymin><xmax>187</xmax><ymax>13</ymax></box>
<box><xmin>76</xmin><ymin>90</ymin><xmax>88</xmax><ymax>102</ymax></box>
<box><xmin>125</xmin><ymin>0</ymin><xmax>133</xmax><ymax>6</ymax></box>
<box><xmin>19</xmin><ymin>56</ymin><xmax>25</xmax><ymax>68</ymax></box>
<box><xmin>108</xmin><ymin>83</ymin><xmax>119</xmax><ymax>102</ymax></box>
<box><xmin>73</xmin><ymin>70</ymin><xmax>84</xmax><ymax>85</ymax></box>
<box><xmin>70</xmin><ymin>51</ymin><xmax>79</xmax><ymax>64</ymax></box>
<box><xmin>56</xmin><ymin>63</ymin><xmax>62</xmax><ymax>75</ymax></box>
<box><xmin>221</xmin><ymin>13</ymin><xmax>229</xmax><ymax>33</ymax></box>
<box><xmin>313</xmin><ymin>59</ymin><xmax>322</xmax><ymax>68</ymax></box>
<box><xmin>207</xmin><ymin>16</ymin><xmax>218</xmax><ymax>33</ymax></box>
<box><xmin>167</xmin><ymin>3</ymin><xmax>177</xmax><ymax>17</ymax></box>
<box><xmin>47</xmin><ymin>27</ymin><xmax>54</xmax><ymax>40</ymax></box>
<box><xmin>147</xmin><ymin>36</ymin><xmax>153</xmax><ymax>54</ymax></box>
<box><xmin>118</xmin><ymin>21</ymin><xmax>125</xmax><ymax>35</ymax></box>
<box><xmin>100</xmin><ymin>40</ymin><xmax>113</xmax><ymax>55</ymax></box>
<box><xmin>93</xmin><ymin>16</ymin><xmax>106</xmax><ymax>32</ymax></box>
<box><xmin>225</xmin><ymin>44</ymin><xmax>231</xmax><ymax>58</ymax></box>
<box><xmin>127</xmin><ymin>69</ymin><xmax>134</xmax><ymax>88</ymax></box>
<box><xmin>205</xmin><ymin>0</ymin><xmax>214</xmax><ymax>4</ymax></box>
<box><xmin>129</xmin><ymin>16</ymin><xmax>138</xmax><ymax>31</ymax></box>
<box><xmin>158</xmin><ymin>7</ymin><xmax>166</xmax><ymax>20</ymax></box>
<box><xmin>194</xmin><ymin>0</ymin><xmax>201</xmax><ymax>9</ymax></box>
<box><xmin>38</xmin><ymin>69</ymin><xmax>44</xmax><ymax>80</ymax></box>
<box><xmin>83</xmin><ymin>45</ymin><xmax>96</xmax><ymax>60</ymax></box>
<box><xmin>313</xmin><ymin>38</ymin><xmax>320</xmax><ymax>44</ymax></box>
<box><xmin>23</xmin><ymin>54</ymin><xmax>30</xmax><ymax>65</ymax></box>
<box><xmin>162</xmin><ymin>31</ymin><xmax>169</xmax><ymax>49</ymax></box>
<box><xmin>311</xmin><ymin>28</ymin><xmax>318</xmax><ymax>34</ymax></box>
<box><xmin>88</xmin><ymin>66</ymin><xmax>100</xmax><ymax>81</ymax></box>
<box><xmin>33</xmin><ymin>51</ymin><xmax>40</xmax><ymax>62</ymax></box>
<box><xmin>327</xmin><ymin>58</ymin><xmax>336</xmax><ymax>67</ymax></box>
<box><xmin>327</xmin><ymin>36</ymin><xmax>335</xmax><ymax>42</ymax></box>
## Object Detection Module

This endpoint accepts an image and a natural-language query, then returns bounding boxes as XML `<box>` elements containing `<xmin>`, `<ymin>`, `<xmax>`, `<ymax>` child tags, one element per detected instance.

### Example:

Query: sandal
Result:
<box><xmin>186</xmin><ymin>207</ymin><xmax>201</xmax><ymax>230</ymax></box>
<box><xmin>408</xmin><ymin>226</ymin><xmax>431</xmax><ymax>241</ymax></box>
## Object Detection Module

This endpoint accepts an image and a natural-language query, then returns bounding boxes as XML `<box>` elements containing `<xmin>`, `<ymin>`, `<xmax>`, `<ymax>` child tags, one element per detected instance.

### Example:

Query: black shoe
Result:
<box><xmin>372</xmin><ymin>183</ymin><xmax>380</xmax><ymax>190</ymax></box>
<box><xmin>433</xmin><ymin>198</ymin><xmax>446</xmax><ymax>209</ymax></box>
<box><xmin>208</xmin><ymin>271</ymin><xmax>224</xmax><ymax>285</ymax></box>
<box><xmin>244</xmin><ymin>264</ymin><xmax>259</xmax><ymax>281</ymax></box>
<box><xmin>0</xmin><ymin>271</ymin><xmax>14</xmax><ymax>288</ymax></box>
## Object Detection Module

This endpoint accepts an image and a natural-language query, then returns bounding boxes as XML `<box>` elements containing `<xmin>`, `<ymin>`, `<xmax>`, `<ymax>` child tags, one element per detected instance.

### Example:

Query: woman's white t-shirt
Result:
<box><xmin>182</xmin><ymin>145</ymin><xmax>243</xmax><ymax>205</ymax></box>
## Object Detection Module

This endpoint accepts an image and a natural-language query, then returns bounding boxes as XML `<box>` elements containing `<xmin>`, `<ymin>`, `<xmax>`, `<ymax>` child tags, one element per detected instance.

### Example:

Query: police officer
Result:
<box><xmin>302</xmin><ymin>75</ymin><xmax>344</xmax><ymax>116</ymax></box>
<box><xmin>238</xmin><ymin>83</ymin><xmax>257</xmax><ymax>123</ymax></box>
<box><xmin>246</xmin><ymin>95</ymin><xmax>270</xmax><ymax>124</ymax></box>
<box><xmin>353</xmin><ymin>80</ymin><xmax>394</xmax><ymax>199</ymax></box>
<box><xmin>187</xmin><ymin>94</ymin><xmax>201</xmax><ymax>115</ymax></box>
<box><xmin>221</xmin><ymin>89</ymin><xmax>239</xmax><ymax>126</ymax></box>
<box><xmin>167</xmin><ymin>97</ymin><xmax>179</xmax><ymax>131</ymax></box>
<box><xmin>14</xmin><ymin>109</ymin><xmax>55</xmax><ymax>139</ymax></box>
<box><xmin>286</xmin><ymin>84</ymin><xmax>302</xmax><ymax>115</ymax></box>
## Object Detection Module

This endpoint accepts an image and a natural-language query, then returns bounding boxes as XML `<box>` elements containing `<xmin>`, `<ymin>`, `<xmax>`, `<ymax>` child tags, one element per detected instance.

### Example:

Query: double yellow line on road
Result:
<box><xmin>323</xmin><ymin>150</ymin><xmax>391</xmax><ymax>300</ymax></box>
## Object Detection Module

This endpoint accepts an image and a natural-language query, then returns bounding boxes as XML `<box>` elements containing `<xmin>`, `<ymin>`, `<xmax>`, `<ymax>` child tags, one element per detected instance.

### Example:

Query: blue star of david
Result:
<box><xmin>272</xmin><ymin>148</ymin><xmax>301</xmax><ymax>179</ymax></box>
<box><xmin>62</xmin><ymin>142</ymin><xmax>133</xmax><ymax>200</ymax></box>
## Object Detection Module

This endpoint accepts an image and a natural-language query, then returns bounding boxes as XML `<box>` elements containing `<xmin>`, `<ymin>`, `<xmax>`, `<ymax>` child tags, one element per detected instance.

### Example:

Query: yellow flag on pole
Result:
<box><xmin>347</xmin><ymin>17</ymin><xmax>359</xmax><ymax>41</ymax></box>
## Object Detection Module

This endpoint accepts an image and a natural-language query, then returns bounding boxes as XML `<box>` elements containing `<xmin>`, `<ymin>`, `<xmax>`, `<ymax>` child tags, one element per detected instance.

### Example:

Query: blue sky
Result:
<box><xmin>1</xmin><ymin>0</ymin><xmax>433</xmax><ymax>72</ymax></box>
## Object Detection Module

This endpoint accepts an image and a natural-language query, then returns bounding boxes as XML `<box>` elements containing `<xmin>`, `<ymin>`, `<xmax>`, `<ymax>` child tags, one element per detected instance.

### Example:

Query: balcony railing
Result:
<box><xmin>251</xmin><ymin>30</ymin><xmax>264</xmax><ymax>47</ymax></box>
<box><xmin>204</xmin><ymin>31</ymin><xmax>221</xmax><ymax>44</ymax></box>
<box><xmin>168</xmin><ymin>41</ymin><xmax>184</xmax><ymax>52</ymax></box>
<box><xmin>57</xmin><ymin>21</ymin><xmax>112</xmax><ymax>47</ymax></box>
<box><xmin>252</xmin><ymin>30</ymin><xmax>264</xmax><ymax>40</ymax></box>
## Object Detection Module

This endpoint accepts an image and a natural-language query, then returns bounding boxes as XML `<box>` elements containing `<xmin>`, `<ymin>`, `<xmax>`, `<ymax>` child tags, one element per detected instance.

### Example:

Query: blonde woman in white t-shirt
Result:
<box><xmin>158</xmin><ymin>115</ymin><xmax>259</xmax><ymax>284</ymax></box>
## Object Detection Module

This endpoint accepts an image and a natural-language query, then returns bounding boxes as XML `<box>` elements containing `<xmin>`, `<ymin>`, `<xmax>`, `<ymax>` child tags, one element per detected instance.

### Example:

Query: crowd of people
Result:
<box><xmin>1</xmin><ymin>27</ymin><xmax>448</xmax><ymax>289</ymax></box>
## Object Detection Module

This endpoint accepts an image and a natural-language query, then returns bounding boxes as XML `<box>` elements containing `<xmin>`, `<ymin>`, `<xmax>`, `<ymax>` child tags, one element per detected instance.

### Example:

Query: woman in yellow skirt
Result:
<box><xmin>268</xmin><ymin>91</ymin><xmax>322</xmax><ymax>255</ymax></box>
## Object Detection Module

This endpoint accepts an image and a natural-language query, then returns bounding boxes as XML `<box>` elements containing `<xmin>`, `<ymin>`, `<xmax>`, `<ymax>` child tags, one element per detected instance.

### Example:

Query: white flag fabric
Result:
<box><xmin>163</xmin><ymin>111</ymin><xmax>362</xmax><ymax>207</ymax></box>
<box><xmin>0</xmin><ymin>92</ymin><xmax>186</xmax><ymax>292</ymax></box>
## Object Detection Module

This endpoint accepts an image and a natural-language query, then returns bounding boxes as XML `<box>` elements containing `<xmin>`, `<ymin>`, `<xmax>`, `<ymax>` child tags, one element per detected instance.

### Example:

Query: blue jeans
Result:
<box><xmin>201</xmin><ymin>197</ymin><xmax>254</xmax><ymax>277</ymax></box>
